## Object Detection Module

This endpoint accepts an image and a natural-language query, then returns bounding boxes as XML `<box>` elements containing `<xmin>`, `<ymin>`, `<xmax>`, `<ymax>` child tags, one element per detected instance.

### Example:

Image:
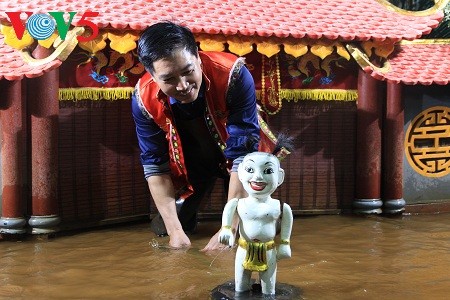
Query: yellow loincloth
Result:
<box><xmin>238</xmin><ymin>238</ymin><xmax>275</xmax><ymax>272</ymax></box>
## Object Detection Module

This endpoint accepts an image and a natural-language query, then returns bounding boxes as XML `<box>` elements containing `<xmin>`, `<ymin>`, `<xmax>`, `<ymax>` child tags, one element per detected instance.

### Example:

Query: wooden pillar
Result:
<box><xmin>0</xmin><ymin>79</ymin><xmax>27</xmax><ymax>234</ymax></box>
<box><xmin>383</xmin><ymin>82</ymin><xmax>405</xmax><ymax>214</ymax></box>
<box><xmin>27</xmin><ymin>46</ymin><xmax>60</xmax><ymax>234</ymax></box>
<box><xmin>353</xmin><ymin>69</ymin><xmax>383</xmax><ymax>214</ymax></box>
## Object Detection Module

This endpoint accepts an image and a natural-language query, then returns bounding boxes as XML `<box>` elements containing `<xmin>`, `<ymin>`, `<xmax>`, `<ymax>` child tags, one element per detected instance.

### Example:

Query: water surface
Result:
<box><xmin>1</xmin><ymin>214</ymin><xmax>449</xmax><ymax>299</ymax></box>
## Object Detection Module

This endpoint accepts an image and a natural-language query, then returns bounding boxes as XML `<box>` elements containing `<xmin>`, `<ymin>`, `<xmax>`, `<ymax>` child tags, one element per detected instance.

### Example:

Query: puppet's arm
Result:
<box><xmin>218</xmin><ymin>198</ymin><xmax>239</xmax><ymax>247</ymax></box>
<box><xmin>277</xmin><ymin>202</ymin><xmax>293</xmax><ymax>260</ymax></box>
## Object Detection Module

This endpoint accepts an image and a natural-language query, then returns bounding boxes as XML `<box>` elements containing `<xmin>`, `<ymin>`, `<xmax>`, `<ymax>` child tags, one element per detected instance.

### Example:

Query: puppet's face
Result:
<box><xmin>238</xmin><ymin>152</ymin><xmax>285</xmax><ymax>198</ymax></box>
<box><xmin>151</xmin><ymin>48</ymin><xmax>203</xmax><ymax>104</ymax></box>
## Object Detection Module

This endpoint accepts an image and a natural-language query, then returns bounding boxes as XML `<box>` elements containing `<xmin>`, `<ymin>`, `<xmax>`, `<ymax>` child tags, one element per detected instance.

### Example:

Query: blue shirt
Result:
<box><xmin>131</xmin><ymin>66</ymin><xmax>260</xmax><ymax>177</ymax></box>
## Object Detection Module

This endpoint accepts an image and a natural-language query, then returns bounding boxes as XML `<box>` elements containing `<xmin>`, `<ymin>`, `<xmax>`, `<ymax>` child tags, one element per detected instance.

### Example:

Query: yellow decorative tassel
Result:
<box><xmin>278</xmin><ymin>89</ymin><xmax>358</xmax><ymax>102</ymax></box>
<box><xmin>256</xmin><ymin>89</ymin><xmax>357</xmax><ymax>107</ymax></box>
<box><xmin>59</xmin><ymin>87</ymin><xmax>135</xmax><ymax>101</ymax></box>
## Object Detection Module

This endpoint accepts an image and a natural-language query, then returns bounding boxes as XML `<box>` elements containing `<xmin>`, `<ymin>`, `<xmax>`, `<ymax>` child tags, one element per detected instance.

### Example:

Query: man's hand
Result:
<box><xmin>168</xmin><ymin>228</ymin><xmax>191</xmax><ymax>249</ymax></box>
<box><xmin>200</xmin><ymin>230</ymin><xmax>228</xmax><ymax>252</ymax></box>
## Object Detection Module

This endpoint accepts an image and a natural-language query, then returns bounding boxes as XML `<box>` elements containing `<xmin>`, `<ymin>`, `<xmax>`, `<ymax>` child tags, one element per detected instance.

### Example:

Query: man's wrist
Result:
<box><xmin>167</xmin><ymin>226</ymin><xmax>185</xmax><ymax>235</ymax></box>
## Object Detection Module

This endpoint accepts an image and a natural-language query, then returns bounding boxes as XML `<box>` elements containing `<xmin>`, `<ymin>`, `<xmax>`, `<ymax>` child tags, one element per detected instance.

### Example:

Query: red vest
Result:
<box><xmin>135</xmin><ymin>51</ymin><xmax>283</xmax><ymax>198</ymax></box>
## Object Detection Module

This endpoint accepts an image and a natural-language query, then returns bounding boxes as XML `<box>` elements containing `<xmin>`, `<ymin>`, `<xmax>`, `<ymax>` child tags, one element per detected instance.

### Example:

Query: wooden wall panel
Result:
<box><xmin>58</xmin><ymin>100</ymin><xmax>150</xmax><ymax>228</ymax></box>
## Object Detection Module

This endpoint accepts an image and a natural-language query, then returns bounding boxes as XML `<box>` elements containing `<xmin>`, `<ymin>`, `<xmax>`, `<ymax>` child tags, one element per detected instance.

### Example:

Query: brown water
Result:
<box><xmin>1</xmin><ymin>214</ymin><xmax>449</xmax><ymax>300</ymax></box>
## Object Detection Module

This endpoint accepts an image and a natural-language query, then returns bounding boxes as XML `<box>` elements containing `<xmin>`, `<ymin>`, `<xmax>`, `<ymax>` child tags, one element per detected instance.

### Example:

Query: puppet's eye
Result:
<box><xmin>264</xmin><ymin>168</ymin><xmax>274</xmax><ymax>174</ymax></box>
<box><xmin>245</xmin><ymin>166</ymin><xmax>254</xmax><ymax>173</ymax></box>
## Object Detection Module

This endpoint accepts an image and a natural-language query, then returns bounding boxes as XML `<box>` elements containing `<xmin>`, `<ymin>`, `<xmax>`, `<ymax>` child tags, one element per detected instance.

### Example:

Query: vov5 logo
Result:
<box><xmin>5</xmin><ymin>11</ymin><xmax>99</xmax><ymax>42</ymax></box>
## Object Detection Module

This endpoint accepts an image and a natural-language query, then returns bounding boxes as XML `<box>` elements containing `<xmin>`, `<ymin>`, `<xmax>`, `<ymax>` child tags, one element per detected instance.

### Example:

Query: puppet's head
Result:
<box><xmin>238</xmin><ymin>152</ymin><xmax>285</xmax><ymax>198</ymax></box>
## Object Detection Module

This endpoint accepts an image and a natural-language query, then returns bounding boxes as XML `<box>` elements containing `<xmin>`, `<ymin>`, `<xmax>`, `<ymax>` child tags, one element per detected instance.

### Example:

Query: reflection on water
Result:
<box><xmin>1</xmin><ymin>214</ymin><xmax>450</xmax><ymax>299</ymax></box>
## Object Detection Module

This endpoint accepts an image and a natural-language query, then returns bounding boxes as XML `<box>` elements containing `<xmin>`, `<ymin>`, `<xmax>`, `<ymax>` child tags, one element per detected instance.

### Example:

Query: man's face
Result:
<box><xmin>150</xmin><ymin>48</ymin><xmax>203</xmax><ymax>103</ymax></box>
<box><xmin>238</xmin><ymin>153</ymin><xmax>283</xmax><ymax>198</ymax></box>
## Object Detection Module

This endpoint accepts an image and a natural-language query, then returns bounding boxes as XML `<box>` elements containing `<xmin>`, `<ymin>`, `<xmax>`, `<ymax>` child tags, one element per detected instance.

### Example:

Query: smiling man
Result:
<box><xmin>132</xmin><ymin>21</ymin><xmax>278</xmax><ymax>250</ymax></box>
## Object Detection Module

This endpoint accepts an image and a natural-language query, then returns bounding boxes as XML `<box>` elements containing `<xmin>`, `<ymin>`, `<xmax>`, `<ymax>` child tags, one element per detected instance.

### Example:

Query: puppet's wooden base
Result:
<box><xmin>211</xmin><ymin>280</ymin><xmax>302</xmax><ymax>299</ymax></box>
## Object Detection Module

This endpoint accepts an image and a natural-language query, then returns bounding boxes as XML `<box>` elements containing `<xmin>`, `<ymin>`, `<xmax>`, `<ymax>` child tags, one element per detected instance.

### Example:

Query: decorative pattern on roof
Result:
<box><xmin>0</xmin><ymin>34</ymin><xmax>61</xmax><ymax>80</ymax></box>
<box><xmin>353</xmin><ymin>40</ymin><xmax>450</xmax><ymax>85</ymax></box>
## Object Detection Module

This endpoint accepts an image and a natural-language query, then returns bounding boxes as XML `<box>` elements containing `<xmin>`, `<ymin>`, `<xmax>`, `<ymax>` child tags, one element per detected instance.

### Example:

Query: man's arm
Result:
<box><xmin>201</xmin><ymin>168</ymin><xmax>246</xmax><ymax>252</ymax></box>
<box><xmin>223</xmin><ymin>65</ymin><xmax>260</xmax><ymax>159</ymax></box>
<box><xmin>202</xmin><ymin>66</ymin><xmax>258</xmax><ymax>252</ymax></box>
<box><xmin>131</xmin><ymin>92</ymin><xmax>191</xmax><ymax>248</ymax></box>
<box><xmin>147</xmin><ymin>174</ymin><xmax>191</xmax><ymax>248</ymax></box>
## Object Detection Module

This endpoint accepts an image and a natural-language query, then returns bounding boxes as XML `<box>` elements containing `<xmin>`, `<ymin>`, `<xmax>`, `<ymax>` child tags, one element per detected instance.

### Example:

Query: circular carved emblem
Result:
<box><xmin>405</xmin><ymin>106</ymin><xmax>450</xmax><ymax>177</ymax></box>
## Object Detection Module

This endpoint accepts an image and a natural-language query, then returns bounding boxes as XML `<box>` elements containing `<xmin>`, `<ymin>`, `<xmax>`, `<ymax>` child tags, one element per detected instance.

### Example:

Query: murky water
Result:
<box><xmin>1</xmin><ymin>214</ymin><xmax>449</xmax><ymax>300</ymax></box>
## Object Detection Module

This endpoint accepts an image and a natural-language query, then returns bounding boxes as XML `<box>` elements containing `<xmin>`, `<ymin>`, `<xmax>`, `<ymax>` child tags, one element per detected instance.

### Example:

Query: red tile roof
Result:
<box><xmin>0</xmin><ymin>0</ymin><xmax>443</xmax><ymax>41</ymax></box>
<box><xmin>0</xmin><ymin>34</ymin><xmax>61</xmax><ymax>80</ymax></box>
<box><xmin>0</xmin><ymin>0</ymin><xmax>447</xmax><ymax>84</ymax></box>
<box><xmin>364</xmin><ymin>42</ymin><xmax>450</xmax><ymax>85</ymax></box>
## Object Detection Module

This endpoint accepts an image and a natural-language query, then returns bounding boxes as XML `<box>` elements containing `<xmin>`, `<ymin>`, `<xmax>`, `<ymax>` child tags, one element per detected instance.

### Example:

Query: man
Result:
<box><xmin>132</xmin><ymin>21</ymin><xmax>276</xmax><ymax>250</ymax></box>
